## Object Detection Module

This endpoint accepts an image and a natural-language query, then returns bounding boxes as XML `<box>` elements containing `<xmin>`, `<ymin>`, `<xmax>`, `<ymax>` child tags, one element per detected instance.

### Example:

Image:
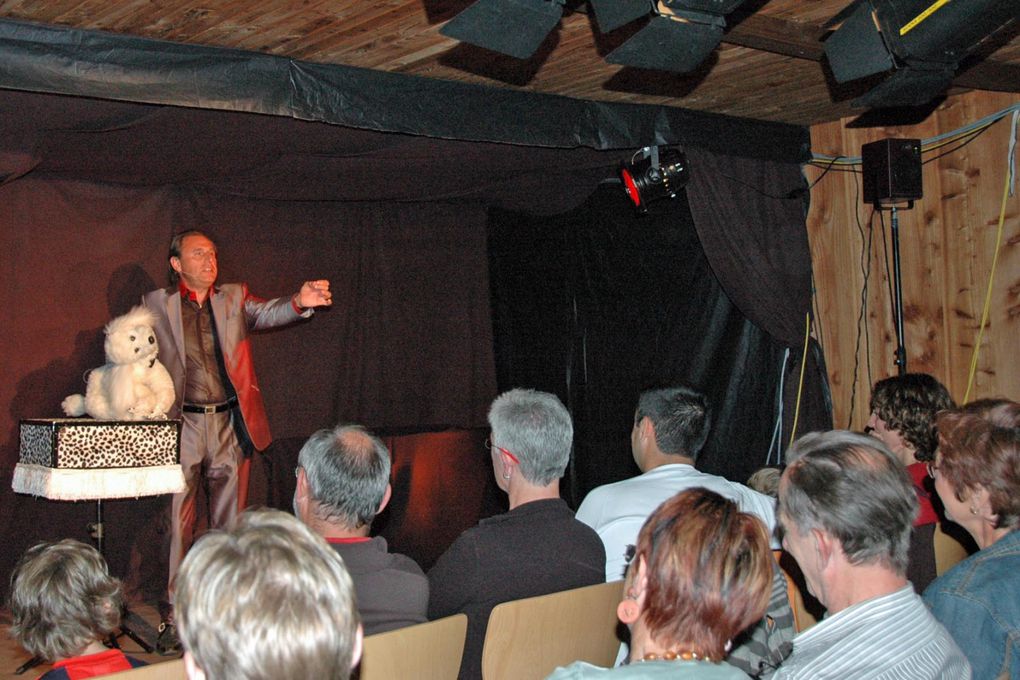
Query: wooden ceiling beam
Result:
<box><xmin>723</xmin><ymin>14</ymin><xmax>828</xmax><ymax>61</ymax></box>
<box><xmin>723</xmin><ymin>13</ymin><xmax>1020</xmax><ymax>93</ymax></box>
<box><xmin>953</xmin><ymin>59</ymin><xmax>1020</xmax><ymax>93</ymax></box>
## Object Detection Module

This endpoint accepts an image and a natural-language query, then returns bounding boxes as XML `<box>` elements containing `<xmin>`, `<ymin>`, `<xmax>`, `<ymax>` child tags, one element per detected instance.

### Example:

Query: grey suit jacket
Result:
<box><xmin>142</xmin><ymin>282</ymin><xmax>310</xmax><ymax>451</ymax></box>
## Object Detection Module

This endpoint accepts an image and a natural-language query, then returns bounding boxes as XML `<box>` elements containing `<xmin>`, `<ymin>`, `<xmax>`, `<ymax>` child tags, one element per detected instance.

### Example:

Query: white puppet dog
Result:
<box><xmin>62</xmin><ymin>306</ymin><xmax>175</xmax><ymax>420</ymax></box>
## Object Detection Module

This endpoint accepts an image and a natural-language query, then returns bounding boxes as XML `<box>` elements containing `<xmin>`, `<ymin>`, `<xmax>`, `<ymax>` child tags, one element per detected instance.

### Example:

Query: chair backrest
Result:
<box><xmin>103</xmin><ymin>659</ymin><xmax>186</xmax><ymax>680</ymax></box>
<box><xmin>359</xmin><ymin>613</ymin><xmax>468</xmax><ymax>680</ymax></box>
<box><xmin>481</xmin><ymin>580</ymin><xmax>624</xmax><ymax>680</ymax></box>
<box><xmin>934</xmin><ymin>521</ymin><xmax>973</xmax><ymax>576</ymax></box>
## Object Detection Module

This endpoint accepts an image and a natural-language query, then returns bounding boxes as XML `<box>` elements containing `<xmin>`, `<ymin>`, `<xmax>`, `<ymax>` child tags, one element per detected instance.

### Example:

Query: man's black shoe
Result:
<box><xmin>156</xmin><ymin>621</ymin><xmax>182</xmax><ymax>656</ymax></box>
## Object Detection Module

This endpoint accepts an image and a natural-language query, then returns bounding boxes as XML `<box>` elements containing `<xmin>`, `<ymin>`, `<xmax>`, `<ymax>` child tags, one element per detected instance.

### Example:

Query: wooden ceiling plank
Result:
<box><xmin>952</xmin><ymin>60</ymin><xmax>1020</xmax><ymax>93</ymax></box>
<box><xmin>723</xmin><ymin>14</ymin><xmax>827</xmax><ymax>61</ymax></box>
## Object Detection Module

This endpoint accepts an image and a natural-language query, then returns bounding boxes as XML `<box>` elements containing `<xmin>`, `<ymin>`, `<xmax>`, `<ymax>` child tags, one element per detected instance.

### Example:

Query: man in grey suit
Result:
<box><xmin>142</xmin><ymin>230</ymin><xmax>332</xmax><ymax>653</ymax></box>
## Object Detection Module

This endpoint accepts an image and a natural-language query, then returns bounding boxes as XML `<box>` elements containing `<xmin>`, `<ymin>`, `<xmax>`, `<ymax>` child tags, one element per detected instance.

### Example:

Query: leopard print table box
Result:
<box><xmin>13</xmin><ymin>418</ymin><xmax>185</xmax><ymax>500</ymax></box>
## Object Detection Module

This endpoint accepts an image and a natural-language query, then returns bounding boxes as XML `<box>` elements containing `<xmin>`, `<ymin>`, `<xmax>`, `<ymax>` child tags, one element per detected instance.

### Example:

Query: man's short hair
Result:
<box><xmin>167</xmin><ymin>230</ymin><xmax>214</xmax><ymax>285</ymax></box>
<box><xmin>635</xmin><ymin>387</ymin><xmax>711</xmax><ymax>460</ymax></box>
<box><xmin>869</xmin><ymin>373</ymin><xmax>954</xmax><ymax>462</ymax></box>
<box><xmin>488</xmin><ymin>388</ymin><xmax>572</xmax><ymax>485</ymax></box>
<box><xmin>176</xmin><ymin>509</ymin><xmax>361</xmax><ymax>680</ymax></box>
<box><xmin>298</xmin><ymin>424</ymin><xmax>390</xmax><ymax>528</ymax></box>
<box><xmin>8</xmin><ymin>539</ymin><xmax>123</xmax><ymax>662</ymax></box>
<box><xmin>780</xmin><ymin>430</ymin><xmax>918</xmax><ymax>575</ymax></box>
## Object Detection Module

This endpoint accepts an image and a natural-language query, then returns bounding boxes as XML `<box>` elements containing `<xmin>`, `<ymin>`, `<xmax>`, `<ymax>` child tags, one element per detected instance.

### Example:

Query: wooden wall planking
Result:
<box><xmin>806</xmin><ymin>91</ymin><xmax>1020</xmax><ymax>429</ymax></box>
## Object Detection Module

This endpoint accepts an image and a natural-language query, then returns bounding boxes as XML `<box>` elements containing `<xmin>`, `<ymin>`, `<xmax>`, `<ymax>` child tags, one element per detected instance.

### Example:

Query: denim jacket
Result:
<box><xmin>923</xmin><ymin>529</ymin><xmax>1020</xmax><ymax>679</ymax></box>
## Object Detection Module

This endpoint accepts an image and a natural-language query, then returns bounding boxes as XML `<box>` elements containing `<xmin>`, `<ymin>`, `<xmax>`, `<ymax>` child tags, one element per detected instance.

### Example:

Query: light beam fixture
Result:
<box><xmin>824</xmin><ymin>0</ymin><xmax>1017</xmax><ymax>108</ymax></box>
<box><xmin>620</xmin><ymin>146</ymin><xmax>689</xmax><ymax>213</ymax></box>
<box><xmin>604</xmin><ymin>0</ymin><xmax>748</xmax><ymax>73</ymax></box>
<box><xmin>440</xmin><ymin>0</ymin><xmax>565</xmax><ymax>59</ymax></box>
<box><xmin>588</xmin><ymin>0</ymin><xmax>653</xmax><ymax>33</ymax></box>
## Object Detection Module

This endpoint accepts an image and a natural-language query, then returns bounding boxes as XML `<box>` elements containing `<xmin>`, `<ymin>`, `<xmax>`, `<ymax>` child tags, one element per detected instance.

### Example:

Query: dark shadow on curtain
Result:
<box><xmin>489</xmin><ymin>184</ymin><xmax>794</xmax><ymax>505</ymax></box>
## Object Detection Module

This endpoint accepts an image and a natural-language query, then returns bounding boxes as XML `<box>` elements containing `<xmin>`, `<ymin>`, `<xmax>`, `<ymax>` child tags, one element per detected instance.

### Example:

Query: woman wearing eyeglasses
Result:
<box><xmin>923</xmin><ymin>399</ymin><xmax>1020</xmax><ymax>680</ymax></box>
<box><xmin>547</xmin><ymin>488</ymin><xmax>773</xmax><ymax>679</ymax></box>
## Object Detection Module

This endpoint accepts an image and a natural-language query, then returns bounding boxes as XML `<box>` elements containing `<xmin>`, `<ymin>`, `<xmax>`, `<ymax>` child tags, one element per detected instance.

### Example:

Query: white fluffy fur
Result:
<box><xmin>62</xmin><ymin>306</ymin><xmax>176</xmax><ymax>421</ymax></box>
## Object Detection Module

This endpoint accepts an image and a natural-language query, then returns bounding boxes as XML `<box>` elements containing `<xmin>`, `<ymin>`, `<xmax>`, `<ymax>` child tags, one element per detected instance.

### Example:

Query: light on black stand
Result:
<box><xmin>861</xmin><ymin>138</ymin><xmax>923</xmax><ymax>375</ymax></box>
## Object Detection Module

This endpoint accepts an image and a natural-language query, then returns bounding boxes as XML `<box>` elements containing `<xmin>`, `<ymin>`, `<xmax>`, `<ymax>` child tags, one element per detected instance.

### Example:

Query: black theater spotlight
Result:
<box><xmin>620</xmin><ymin>146</ymin><xmax>689</xmax><ymax>213</ymax></box>
<box><xmin>824</xmin><ymin>0</ymin><xmax>1018</xmax><ymax>109</ymax></box>
<box><xmin>604</xmin><ymin>0</ymin><xmax>747</xmax><ymax>73</ymax></box>
<box><xmin>440</xmin><ymin>0</ymin><xmax>565</xmax><ymax>59</ymax></box>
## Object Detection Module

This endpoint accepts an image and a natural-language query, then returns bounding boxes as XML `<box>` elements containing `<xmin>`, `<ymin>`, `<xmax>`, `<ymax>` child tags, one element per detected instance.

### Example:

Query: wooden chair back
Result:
<box><xmin>481</xmin><ymin>580</ymin><xmax>625</xmax><ymax>680</ymax></box>
<box><xmin>934</xmin><ymin>521</ymin><xmax>974</xmax><ymax>576</ymax></box>
<box><xmin>103</xmin><ymin>659</ymin><xmax>186</xmax><ymax>680</ymax></box>
<box><xmin>359</xmin><ymin>614</ymin><xmax>468</xmax><ymax>680</ymax></box>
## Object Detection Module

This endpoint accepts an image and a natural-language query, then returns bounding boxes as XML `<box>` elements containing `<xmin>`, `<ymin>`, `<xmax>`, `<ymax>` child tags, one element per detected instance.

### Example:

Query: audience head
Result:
<box><xmin>8</xmin><ymin>539</ymin><xmax>123</xmax><ymax>662</ymax></box>
<box><xmin>633</xmin><ymin>387</ymin><xmax>710</xmax><ymax>464</ymax></box>
<box><xmin>175</xmin><ymin>509</ymin><xmax>362</xmax><ymax>680</ymax></box>
<box><xmin>867</xmin><ymin>373</ymin><xmax>953</xmax><ymax>464</ymax></box>
<box><xmin>746</xmin><ymin>467</ymin><xmax>782</xmax><ymax>498</ymax></box>
<box><xmin>779</xmin><ymin>431</ymin><xmax>918</xmax><ymax>579</ymax></box>
<box><xmin>487</xmin><ymin>388</ymin><xmax>572</xmax><ymax>487</ymax></box>
<box><xmin>621</xmin><ymin>488</ymin><xmax>772</xmax><ymax>662</ymax></box>
<box><xmin>934</xmin><ymin>399</ymin><xmax>1020</xmax><ymax>538</ymax></box>
<box><xmin>296</xmin><ymin>424</ymin><xmax>391</xmax><ymax>530</ymax></box>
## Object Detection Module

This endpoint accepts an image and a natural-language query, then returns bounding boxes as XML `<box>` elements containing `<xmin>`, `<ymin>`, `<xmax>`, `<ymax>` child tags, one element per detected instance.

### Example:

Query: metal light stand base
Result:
<box><xmin>89</xmin><ymin>499</ymin><xmax>158</xmax><ymax>654</ymax></box>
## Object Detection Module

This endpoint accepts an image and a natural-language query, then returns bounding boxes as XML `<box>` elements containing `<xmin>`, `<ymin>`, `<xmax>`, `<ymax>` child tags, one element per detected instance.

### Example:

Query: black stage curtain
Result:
<box><xmin>0</xmin><ymin>177</ymin><xmax>497</xmax><ymax>598</ymax></box>
<box><xmin>489</xmin><ymin>184</ymin><xmax>831</xmax><ymax>504</ymax></box>
<box><xmin>684</xmin><ymin>147</ymin><xmax>833</xmax><ymax>452</ymax></box>
<box><xmin>0</xmin><ymin>18</ymin><xmax>809</xmax><ymax>160</ymax></box>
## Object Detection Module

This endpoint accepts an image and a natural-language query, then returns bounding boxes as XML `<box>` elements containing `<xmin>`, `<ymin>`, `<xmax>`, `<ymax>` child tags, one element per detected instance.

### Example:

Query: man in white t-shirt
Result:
<box><xmin>576</xmin><ymin>386</ymin><xmax>789</xmax><ymax>677</ymax></box>
<box><xmin>577</xmin><ymin>386</ymin><xmax>777</xmax><ymax>580</ymax></box>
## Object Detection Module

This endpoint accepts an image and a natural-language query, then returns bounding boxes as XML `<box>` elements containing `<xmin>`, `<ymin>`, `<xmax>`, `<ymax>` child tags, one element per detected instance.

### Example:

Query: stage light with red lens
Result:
<box><xmin>619</xmin><ymin>146</ymin><xmax>689</xmax><ymax>213</ymax></box>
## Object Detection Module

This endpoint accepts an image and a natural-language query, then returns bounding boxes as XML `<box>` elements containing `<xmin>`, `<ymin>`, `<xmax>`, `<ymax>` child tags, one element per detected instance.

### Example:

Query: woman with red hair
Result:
<box><xmin>923</xmin><ymin>399</ymin><xmax>1020</xmax><ymax>679</ymax></box>
<box><xmin>547</xmin><ymin>488</ymin><xmax>773</xmax><ymax>679</ymax></box>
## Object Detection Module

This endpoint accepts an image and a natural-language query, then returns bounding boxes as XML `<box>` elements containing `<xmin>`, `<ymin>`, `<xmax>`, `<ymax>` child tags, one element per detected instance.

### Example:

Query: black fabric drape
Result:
<box><xmin>489</xmin><ymin>184</ymin><xmax>796</xmax><ymax>502</ymax></box>
<box><xmin>0</xmin><ymin>18</ymin><xmax>810</xmax><ymax>161</ymax></box>
<box><xmin>684</xmin><ymin>146</ymin><xmax>833</xmax><ymax>441</ymax></box>
<box><xmin>0</xmin><ymin>177</ymin><xmax>497</xmax><ymax>601</ymax></box>
<box><xmin>0</xmin><ymin>89</ymin><xmax>625</xmax><ymax>216</ymax></box>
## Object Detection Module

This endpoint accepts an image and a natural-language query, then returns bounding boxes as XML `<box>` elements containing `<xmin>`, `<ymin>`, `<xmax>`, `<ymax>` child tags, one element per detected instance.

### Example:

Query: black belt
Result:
<box><xmin>182</xmin><ymin>397</ymin><xmax>238</xmax><ymax>414</ymax></box>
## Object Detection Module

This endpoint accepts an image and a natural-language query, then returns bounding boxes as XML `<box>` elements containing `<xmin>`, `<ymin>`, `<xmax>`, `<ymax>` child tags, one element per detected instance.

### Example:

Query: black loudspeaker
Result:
<box><xmin>861</xmin><ymin>138</ymin><xmax>922</xmax><ymax>207</ymax></box>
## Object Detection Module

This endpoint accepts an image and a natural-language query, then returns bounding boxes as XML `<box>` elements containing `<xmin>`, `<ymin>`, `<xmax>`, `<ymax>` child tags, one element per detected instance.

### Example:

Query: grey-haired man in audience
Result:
<box><xmin>772</xmin><ymin>430</ymin><xmax>970</xmax><ymax>679</ymax></box>
<box><xmin>294</xmin><ymin>423</ymin><xmax>428</xmax><ymax>635</ymax></box>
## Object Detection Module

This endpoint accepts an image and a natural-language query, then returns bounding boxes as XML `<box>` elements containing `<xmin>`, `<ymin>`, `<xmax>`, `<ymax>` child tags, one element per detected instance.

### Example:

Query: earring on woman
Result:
<box><xmin>617</xmin><ymin>597</ymin><xmax>640</xmax><ymax>624</ymax></box>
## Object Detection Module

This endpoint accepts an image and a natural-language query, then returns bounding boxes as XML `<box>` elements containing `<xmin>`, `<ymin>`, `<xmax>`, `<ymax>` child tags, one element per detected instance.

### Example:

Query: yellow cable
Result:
<box><xmin>963</xmin><ymin>166</ymin><xmax>1011</xmax><ymax>403</ymax></box>
<box><xmin>789</xmin><ymin>312</ymin><xmax>811</xmax><ymax>446</ymax></box>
